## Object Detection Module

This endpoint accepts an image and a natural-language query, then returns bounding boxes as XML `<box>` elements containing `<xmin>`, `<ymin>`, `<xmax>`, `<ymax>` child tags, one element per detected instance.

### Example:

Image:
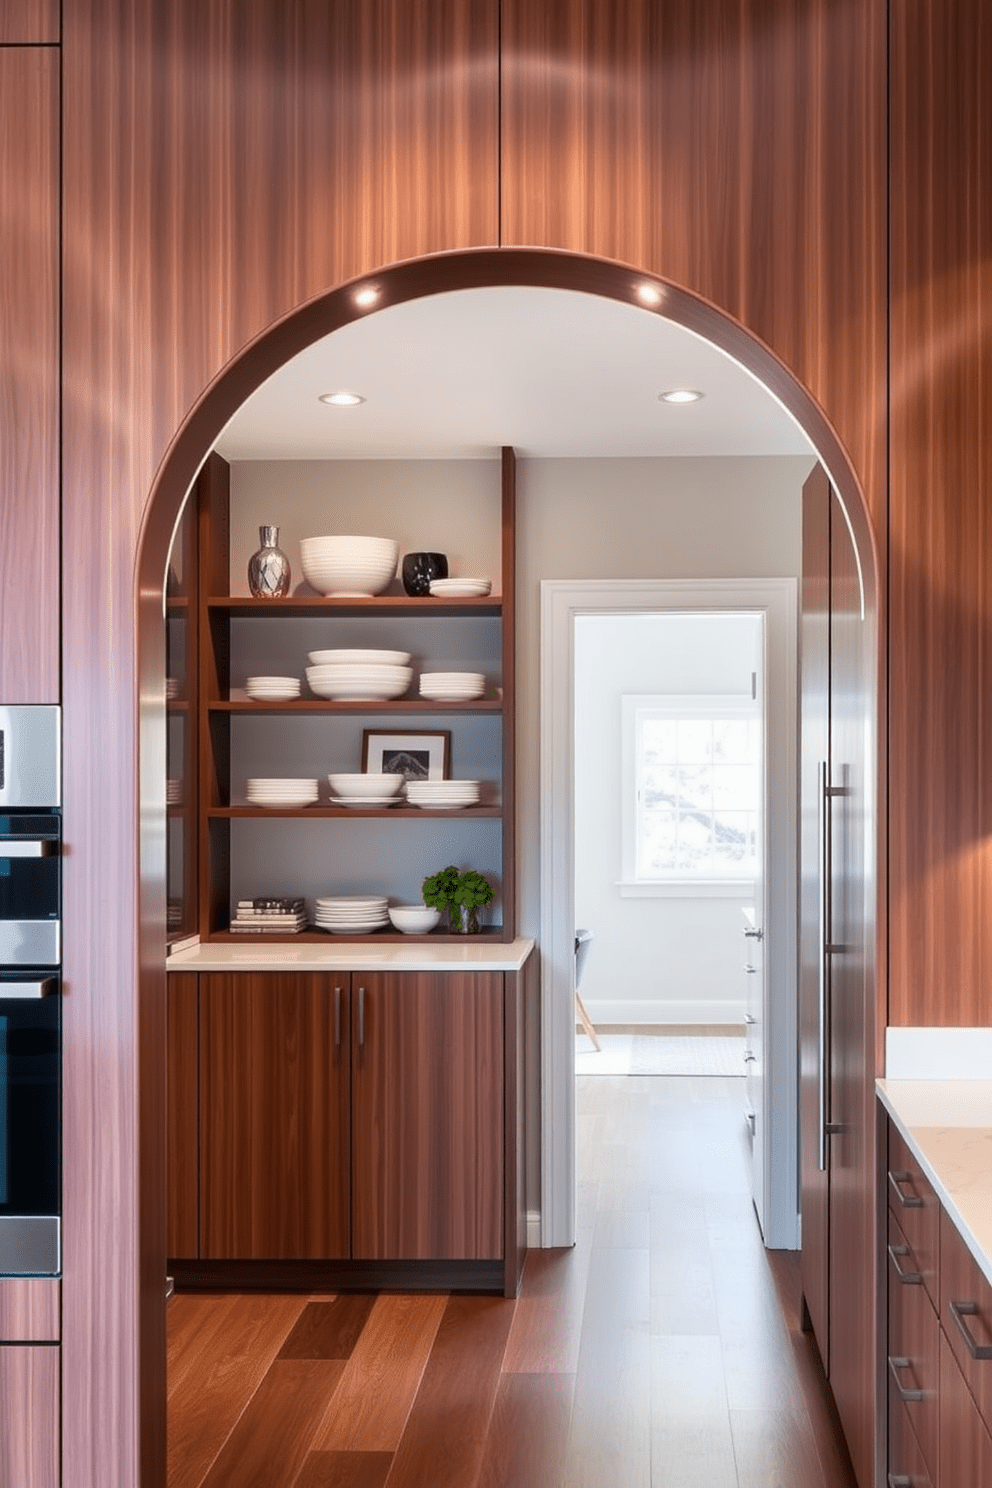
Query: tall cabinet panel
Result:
<box><xmin>0</xmin><ymin>47</ymin><xmax>59</xmax><ymax>702</ymax></box>
<box><xmin>800</xmin><ymin>463</ymin><xmax>876</xmax><ymax>1488</ymax></box>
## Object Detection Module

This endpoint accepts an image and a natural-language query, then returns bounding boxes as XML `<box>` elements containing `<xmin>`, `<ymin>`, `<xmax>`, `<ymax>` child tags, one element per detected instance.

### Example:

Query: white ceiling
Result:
<box><xmin>214</xmin><ymin>285</ymin><xmax>814</xmax><ymax>462</ymax></box>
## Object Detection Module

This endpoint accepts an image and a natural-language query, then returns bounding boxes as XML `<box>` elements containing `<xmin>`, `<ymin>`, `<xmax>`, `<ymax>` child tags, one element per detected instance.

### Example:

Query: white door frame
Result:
<box><xmin>539</xmin><ymin>576</ymin><xmax>799</xmax><ymax>1249</ymax></box>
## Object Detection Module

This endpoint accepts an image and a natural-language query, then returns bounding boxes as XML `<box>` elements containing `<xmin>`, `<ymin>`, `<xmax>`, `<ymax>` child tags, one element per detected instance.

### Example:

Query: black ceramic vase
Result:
<box><xmin>401</xmin><ymin>551</ymin><xmax>448</xmax><ymax>596</ymax></box>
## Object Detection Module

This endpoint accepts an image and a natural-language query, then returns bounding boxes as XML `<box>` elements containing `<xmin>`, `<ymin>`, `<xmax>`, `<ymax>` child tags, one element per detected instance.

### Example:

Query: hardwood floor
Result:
<box><xmin>168</xmin><ymin>1076</ymin><xmax>858</xmax><ymax>1488</ymax></box>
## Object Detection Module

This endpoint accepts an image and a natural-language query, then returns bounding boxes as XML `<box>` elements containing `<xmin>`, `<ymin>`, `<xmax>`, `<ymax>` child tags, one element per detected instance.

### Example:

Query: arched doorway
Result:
<box><xmin>136</xmin><ymin>245</ymin><xmax>880</xmax><ymax>1469</ymax></box>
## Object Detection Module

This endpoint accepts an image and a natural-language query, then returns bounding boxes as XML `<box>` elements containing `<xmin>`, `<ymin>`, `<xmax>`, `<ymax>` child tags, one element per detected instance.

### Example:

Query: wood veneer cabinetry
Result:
<box><xmin>884</xmin><ymin>1115</ymin><xmax>992</xmax><ymax>1488</ymax></box>
<box><xmin>0</xmin><ymin>1346</ymin><xmax>59</xmax><ymax>1488</ymax></box>
<box><xmin>192</xmin><ymin>449</ymin><xmax>516</xmax><ymax>943</ymax></box>
<box><xmin>168</xmin><ymin>965</ymin><xmax>525</xmax><ymax>1295</ymax></box>
<box><xmin>0</xmin><ymin>46</ymin><xmax>59</xmax><ymax>703</ymax></box>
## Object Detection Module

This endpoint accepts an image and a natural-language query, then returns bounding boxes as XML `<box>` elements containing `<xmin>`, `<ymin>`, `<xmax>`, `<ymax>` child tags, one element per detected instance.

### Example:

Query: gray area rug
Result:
<box><xmin>575</xmin><ymin>1032</ymin><xmax>746</xmax><ymax>1077</ymax></box>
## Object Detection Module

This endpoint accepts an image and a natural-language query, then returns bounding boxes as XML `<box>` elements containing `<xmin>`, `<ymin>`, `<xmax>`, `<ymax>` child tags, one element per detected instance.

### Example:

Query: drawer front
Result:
<box><xmin>940</xmin><ymin>1206</ymin><xmax>992</xmax><ymax>1433</ymax></box>
<box><xmin>888</xmin><ymin>1389</ymin><xmax>933</xmax><ymax>1488</ymax></box>
<box><xmin>940</xmin><ymin>1328</ymin><xmax>992</xmax><ymax>1488</ymax></box>
<box><xmin>888</xmin><ymin>1208</ymin><xmax>939</xmax><ymax>1481</ymax></box>
<box><xmin>888</xmin><ymin>1122</ymin><xmax>939</xmax><ymax>1308</ymax></box>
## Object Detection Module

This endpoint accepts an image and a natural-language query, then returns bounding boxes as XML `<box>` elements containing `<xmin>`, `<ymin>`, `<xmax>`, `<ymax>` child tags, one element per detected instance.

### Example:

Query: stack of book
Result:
<box><xmin>230</xmin><ymin>897</ymin><xmax>308</xmax><ymax>934</ymax></box>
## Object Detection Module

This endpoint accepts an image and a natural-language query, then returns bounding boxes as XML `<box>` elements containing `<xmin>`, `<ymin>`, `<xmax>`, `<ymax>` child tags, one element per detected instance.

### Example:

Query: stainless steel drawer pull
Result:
<box><xmin>888</xmin><ymin>1170</ymin><xmax>924</xmax><ymax>1209</ymax></box>
<box><xmin>743</xmin><ymin>926</ymin><xmax>763</xmax><ymax>940</ymax></box>
<box><xmin>949</xmin><ymin>1300</ymin><xmax>992</xmax><ymax>1360</ymax></box>
<box><xmin>358</xmin><ymin>985</ymin><xmax>366</xmax><ymax>1047</ymax></box>
<box><xmin>743</xmin><ymin>1012</ymin><xmax>756</xmax><ymax>1026</ymax></box>
<box><xmin>333</xmin><ymin>986</ymin><xmax>342</xmax><ymax>1047</ymax></box>
<box><xmin>888</xmin><ymin>1355</ymin><xmax>924</xmax><ymax>1402</ymax></box>
<box><xmin>888</xmin><ymin>1243</ymin><xmax>922</xmax><ymax>1285</ymax></box>
<box><xmin>0</xmin><ymin>840</ymin><xmax>52</xmax><ymax>857</ymax></box>
<box><xmin>743</xmin><ymin>1051</ymin><xmax>756</xmax><ymax>1064</ymax></box>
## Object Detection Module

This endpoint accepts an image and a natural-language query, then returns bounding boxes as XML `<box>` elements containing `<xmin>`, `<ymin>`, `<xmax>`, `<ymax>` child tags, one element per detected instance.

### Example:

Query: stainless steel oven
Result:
<box><xmin>0</xmin><ymin>706</ymin><xmax>61</xmax><ymax>1276</ymax></box>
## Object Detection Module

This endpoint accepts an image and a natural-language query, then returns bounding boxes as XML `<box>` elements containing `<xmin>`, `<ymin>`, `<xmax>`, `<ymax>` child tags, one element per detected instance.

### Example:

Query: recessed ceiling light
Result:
<box><xmin>635</xmin><ymin>282</ymin><xmax>664</xmax><ymax>307</ymax></box>
<box><xmin>353</xmin><ymin>285</ymin><xmax>380</xmax><ymax>308</ymax></box>
<box><xmin>658</xmin><ymin>389</ymin><xmax>704</xmax><ymax>404</ymax></box>
<box><xmin>319</xmin><ymin>391</ymin><xmax>366</xmax><ymax>407</ymax></box>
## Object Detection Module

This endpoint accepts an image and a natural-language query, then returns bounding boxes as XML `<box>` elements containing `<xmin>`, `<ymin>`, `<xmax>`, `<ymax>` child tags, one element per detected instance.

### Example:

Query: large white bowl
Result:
<box><xmin>308</xmin><ymin>649</ymin><xmax>411</xmax><ymax>666</ymax></box>
<box><xmin>306</xmin><ymin>665</ymin><xmax>411</xmax><ymax>700</ymax></box>
<box><xmin>328</xmin><ymin>772</ymin><xmax>404</xmax><ymax>799</ymax></box>
<box><xmin>388</xmin><ymin>905</ymin><xmax>441</xmax><ymax>934</ymax></box>
<box><xmin>300</xmin><ymin>536</ymin><xmax>398</xmax><ymax>596</ymax></box>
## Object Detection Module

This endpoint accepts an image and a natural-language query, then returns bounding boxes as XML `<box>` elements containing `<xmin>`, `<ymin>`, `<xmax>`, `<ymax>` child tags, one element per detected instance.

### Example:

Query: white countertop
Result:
<box><xmin>877</xmin><ymin>1078</ymin><xmax>992</xmax><ymax>1289</ymax></box>
<box><xmin>167</xmin><ymin>936</ymin><xmax>535</xmax><ymax>974</ymax></box>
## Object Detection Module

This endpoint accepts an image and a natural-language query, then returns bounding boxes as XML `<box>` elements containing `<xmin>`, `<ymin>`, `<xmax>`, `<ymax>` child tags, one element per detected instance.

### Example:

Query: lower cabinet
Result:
<box><xmin>168</xmin><ymin>967</ymin><xmax>519</xmax><ymax>1285</ymax></box>
<box><xmin>0</xmin><ymin>1345</ymin><xmax>59</xmax><ymax>1488</ymax></box>
<box><xmin>884</xmin><ymin>1112</ymin><xmax>992</xmax><ymax>1488</ymax></box>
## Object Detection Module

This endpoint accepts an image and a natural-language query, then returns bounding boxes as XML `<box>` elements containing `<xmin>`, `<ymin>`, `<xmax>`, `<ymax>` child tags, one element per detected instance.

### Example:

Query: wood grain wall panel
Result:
<box><xmin>0</xmin><ymin>46</ymin><xmax>59</xmax><ymax>702</ymax></box>
<box><xmin>0</xmin><ymin>1345</ymin><xmax>60</xmax><ymax>1488</ymax></box>
<box><xmin>60</xmin><ymin>4</ymin><xmax>497</xmax><ymax>1482</ymax></box>
<box><xmin>0</xmin><ymin>1279</ymin><xmax>60</xmax><ymax>1342</ymax></box>
<box><xmin>889</xmin><ymin>0</ymin><xmax>992</xmax><ymax>1026</ymax></box>
<box><xmin>0</xmin><ymin>1</ymin><xmax>59</xmax><ymax>43</ymax></box>
<box><xmin>501</xmin><ymin>0</ymin><xmax>888</xmax><ymax>534</ymax></box>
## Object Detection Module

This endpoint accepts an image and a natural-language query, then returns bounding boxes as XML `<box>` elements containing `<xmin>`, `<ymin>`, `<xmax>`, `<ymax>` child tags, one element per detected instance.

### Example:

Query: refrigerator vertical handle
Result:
<box><xmin>818</xmin><ymin>760</ymin><xmax>830</xmax><ymax>1172</ymax></box>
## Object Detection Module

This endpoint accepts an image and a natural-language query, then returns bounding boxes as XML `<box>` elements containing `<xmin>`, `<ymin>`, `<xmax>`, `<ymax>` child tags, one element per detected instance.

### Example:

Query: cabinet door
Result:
<box><xmin>0</xmin><ymin>48</ymin><xmax>59</xmax><ymax>702</ymax></box>
<box><xmin>0</xmin><ymin>1344</ymin><xmax>59</xmax><ymax>1488</ymax></box>
<box><xmin>199</xmin><ymin>973</ymin><xmax>351</xmax><ymax>1259</ymax></box>
<box><xmin>352</xmin><ymin>971</ymin><xmax>503</xmax><ymax>1261</ymax></box>
<box><xmin>940</xmin><ymin>1330</ymin><xmax>992</xmax><ymax>1488</ymax></box>
<box><xmin>167</xmin><ymin>973</ymin><xmax>199</xmax><ymax>1259</ymax></box>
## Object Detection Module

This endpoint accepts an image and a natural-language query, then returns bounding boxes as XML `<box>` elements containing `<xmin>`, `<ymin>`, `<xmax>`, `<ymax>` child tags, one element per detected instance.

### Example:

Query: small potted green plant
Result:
<box><xmin>421</xmin><ymin>864</ymin><xmax>495</xmax><ymax>934</ymax></box>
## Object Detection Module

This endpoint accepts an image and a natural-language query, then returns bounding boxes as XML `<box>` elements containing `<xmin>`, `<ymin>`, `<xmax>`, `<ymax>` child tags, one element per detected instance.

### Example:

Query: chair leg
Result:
<box><xmin>575</xmin><ymin>991</ymin><xmax>601</xmax><ymax>1052</ymax></box>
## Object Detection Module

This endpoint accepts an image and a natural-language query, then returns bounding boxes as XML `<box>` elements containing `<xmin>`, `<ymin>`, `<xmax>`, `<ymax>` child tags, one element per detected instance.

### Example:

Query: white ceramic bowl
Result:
<box><xmin>306</xmin><ymin>665</ymin><xmax>412</xmax><ymax>700</ymax></box>
<box><xmin>308</xmin><ymin>649</ymin><xmax>411</xmax><ymax>667</ymax></box>
<box><xmin>428</xmin><ymin>577</ymin><xmax>492</xmax><ymax>598</ymax></box>
<box><xmin>388</xmin><ymin>905</ymin><xmax>442</xmax><ymax>934</ymax></box>
<box><xmin>328</xmin><ymin>772</ymin><xmax>404</xmax><ymax>799</ymax></box>
<box><xmin>300</xmin><ymin>536</ymin><xmax>399</xmax><ymax>596</ymax></box>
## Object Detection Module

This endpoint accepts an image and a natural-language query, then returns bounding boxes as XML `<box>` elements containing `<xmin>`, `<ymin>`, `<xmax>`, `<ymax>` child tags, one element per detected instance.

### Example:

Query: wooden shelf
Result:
<box><xmin>209</xmin><ymin>698</ymin><xmax>502</xmax><ymax>715</ymax></box>
<box><xmin>208</xmin><ymin>595</ymin><xmax>502</xmax><ymax>618</ymax></box>
<box><xmin>210</xmin><ymin>806</ymin><xmax>502</xmax><ymax>820</ymax></box>
<box><xmin>206</xmin><ymin>926</ymin><xmax>508</xmax><ymax>944</ymax></box>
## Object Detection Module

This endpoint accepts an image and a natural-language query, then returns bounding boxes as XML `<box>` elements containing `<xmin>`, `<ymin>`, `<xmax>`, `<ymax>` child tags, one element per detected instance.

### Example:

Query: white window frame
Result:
<box><xmin>619</xmin><ymin>692</ymin><xmax>762</xmax><ymax>896</ymax></box>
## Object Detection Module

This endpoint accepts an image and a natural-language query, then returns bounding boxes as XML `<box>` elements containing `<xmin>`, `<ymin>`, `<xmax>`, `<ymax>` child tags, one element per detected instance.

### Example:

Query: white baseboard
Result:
<box><xmin>526</xmin><ymin>1210</ymin><xmax>543</xmax><ymax>1248</ymax></box>
<box><xmin>580</xmin><ymin>997</ymin><xmax>746</xmax><ymax>1026</ymax></box>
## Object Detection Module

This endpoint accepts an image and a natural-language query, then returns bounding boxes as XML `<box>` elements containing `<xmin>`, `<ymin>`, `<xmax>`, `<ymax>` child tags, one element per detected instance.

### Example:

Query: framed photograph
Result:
<box><xmin>362</xmin><ymin>729</ymin><xmax>450</xmax><ymax>782</ymax></box>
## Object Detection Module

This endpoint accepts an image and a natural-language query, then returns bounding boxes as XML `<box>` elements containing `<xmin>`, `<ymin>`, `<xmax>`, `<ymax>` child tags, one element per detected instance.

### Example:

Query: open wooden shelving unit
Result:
<box><xmin>192</xmin><ymin>448</ymin><xmax>517</xmax><ymax>944</ymax></box>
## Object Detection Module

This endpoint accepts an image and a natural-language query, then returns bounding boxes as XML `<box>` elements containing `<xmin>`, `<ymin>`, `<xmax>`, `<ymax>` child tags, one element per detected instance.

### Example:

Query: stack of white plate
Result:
<box><xmin>300</xmin><ymin>536</ymin><xmax>399</xmax><ymax>597</ymax></box>
<box><xmin>308</xmin><ymin>648</ymin><xmax>410</xmax><ymax>667</ymax></box>
<box><xmin>419</xmin><ymin>671</ymin><xmax>486</xmax><ymax>702</ymax></box>
<box><xmin>428</xmin><ymin>577</ymin><xmax>492</xmax><ymax>598</ymax></box>
<box><xmin>313</xmin><ymin>894</ymin><xmax>389</xmax><ymax>934</ymax></box>
<box><xmin>246</xmin><ymin>777</ymin><xmax>319</xmax><ymax>809</ymax></box>
<box><xmin>245</xmin><ymin>675</ymin><xmax>301</xmax><ymax>701</ymax></box>
<box><xmin>327</xmin><ymin>772</ymin><xmax>404</xmax><ymax>808</ymax></box>
<box><xmin>405</xmin><ymin>779</ymin><xmax>481</xmax><ymax>810</ymax></box>
<box><xmin>306</xmin><ymin>662</ymin><xmax>412</xmax><ymax>701</ymax></box>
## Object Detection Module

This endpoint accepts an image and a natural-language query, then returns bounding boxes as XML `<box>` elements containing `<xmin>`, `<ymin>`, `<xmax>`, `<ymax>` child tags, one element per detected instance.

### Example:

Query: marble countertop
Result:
<box><xmin>167</xmin><ymin>936</ymin><xmax>535</xmax><ymax>974</ymax></box>
<box><xmin>877</xmin><ymin>1078</ymin><xmax>992</xmax><ymax>1289</ymax></box>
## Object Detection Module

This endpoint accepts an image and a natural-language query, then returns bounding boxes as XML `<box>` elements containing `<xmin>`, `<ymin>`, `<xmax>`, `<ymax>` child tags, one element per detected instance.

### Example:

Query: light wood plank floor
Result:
<box><xmin>168</xmin><ymin>1075</ymin><xmax>858</xmax><ymax>1488</ymax></box>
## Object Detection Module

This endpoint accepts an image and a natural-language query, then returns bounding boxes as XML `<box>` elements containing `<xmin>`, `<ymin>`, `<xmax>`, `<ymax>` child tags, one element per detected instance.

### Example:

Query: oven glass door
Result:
<box><xmin>0</xmin><ymin>994</ymin><xmax>60</xmax><ymax>1274</ymax></box>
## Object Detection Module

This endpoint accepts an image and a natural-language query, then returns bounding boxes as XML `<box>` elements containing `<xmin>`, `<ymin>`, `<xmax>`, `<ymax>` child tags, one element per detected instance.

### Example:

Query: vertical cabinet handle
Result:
<box><xmin>948</xmin><ymin>1300</ymin><xmax>992</xmax><ymax>1360</ymax></box>
<box><xmin>333</xmin><ymin>985</ymin><xmax>342</xmax><ymax>1047</ymax></box>
<box><xmin>818</xmin><ymin>760</ymin><xmax>830</xmax><ymax>1172</ymax></box>
<box><xmin>358</xmin><ymin>985</ymin><xmax>366</xmax><ymax>1046</ymax></box>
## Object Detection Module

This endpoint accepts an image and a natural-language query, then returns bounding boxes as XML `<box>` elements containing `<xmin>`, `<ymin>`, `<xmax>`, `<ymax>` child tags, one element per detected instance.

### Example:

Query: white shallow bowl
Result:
<box><xmin>308</xmin><ymin>649</ymin><xmax>410</xmax><ymax>667</ymax></box>
<box><xmin>328</xmin><ymin>772</ymin><xmax>404</xmax><ymax>799</ymax></box>
<box><xmin>428</xmin><ymin>577</ymin><xmax>492</xmax><ymax>598</ymax></box>
<box><xmin>306</xmin><ymin>669</ymin><xmax>412</xmax><ymax>701</ymax></box>
<box><xmin>388</xmin><ymin>905</ymin><xmax>441</xmax><ymax>934</ymax></box>
<box><xmin>300</xmin><ymin>536</ymin><xmax>399</xmax><ymax>597</ymax></box>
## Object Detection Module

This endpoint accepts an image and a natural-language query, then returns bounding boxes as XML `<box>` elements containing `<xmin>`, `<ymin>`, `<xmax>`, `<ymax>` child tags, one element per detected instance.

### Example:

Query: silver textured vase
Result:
<box><xmin>248</xmin><ymin>526</ymin><xmax>291</xmax><ymax>598</ymax></box>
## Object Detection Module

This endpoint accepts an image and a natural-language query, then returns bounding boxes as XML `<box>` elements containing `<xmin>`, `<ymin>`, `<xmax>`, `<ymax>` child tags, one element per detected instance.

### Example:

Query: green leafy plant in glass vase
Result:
<box><xmin>421</xmin><ymin>865</ymin><xmax>495</xmax><ymax>935</ymax></box>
